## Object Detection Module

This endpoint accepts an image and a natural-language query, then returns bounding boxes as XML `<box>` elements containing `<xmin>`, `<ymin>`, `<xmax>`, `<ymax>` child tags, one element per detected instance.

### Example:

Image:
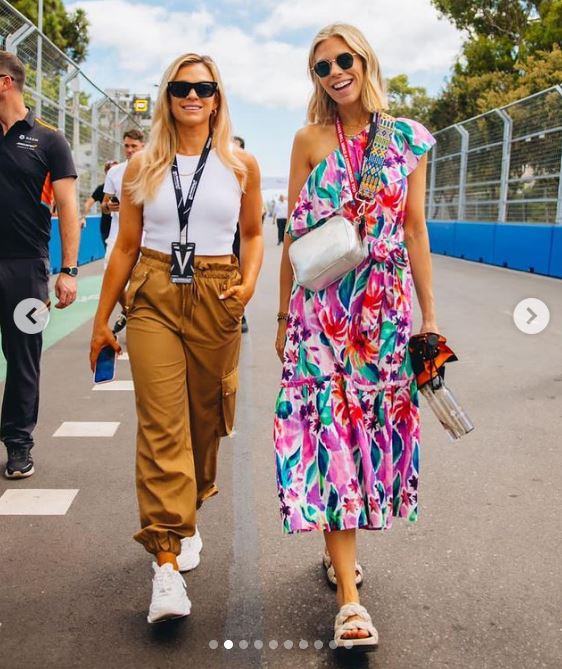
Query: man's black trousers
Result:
<box><xmin>0</xmin><ymin>258</ymin><xmax>50</xmax><ymax>451</ymax></box>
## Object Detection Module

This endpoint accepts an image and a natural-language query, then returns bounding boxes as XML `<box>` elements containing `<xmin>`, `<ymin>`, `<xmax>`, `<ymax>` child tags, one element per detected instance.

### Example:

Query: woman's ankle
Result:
<box><xmin>156</xmin><ymin>551</ymin><xmax>179</xmax><ymax>570</ymax></box>
<box><xmin>337</xmin><ymin>586</ymin><xmax>360</xmax><ymax>607</ymax></box>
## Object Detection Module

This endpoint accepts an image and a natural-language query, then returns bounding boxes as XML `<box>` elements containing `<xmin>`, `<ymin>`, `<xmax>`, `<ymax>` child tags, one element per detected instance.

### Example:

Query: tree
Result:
<box><xmin>429</xmin><ymin>0</ymin><xmax>562</xmax><ymax>126</ymax></box>
<box><xmin>11</xmin><ymin>0</ymin><xmax>90</xmax><ymax>63</ymax></box>
<box><xmin>386</xmin><ymin>75</ymin><xmax>434</xmax><ymax>127</ymax></box>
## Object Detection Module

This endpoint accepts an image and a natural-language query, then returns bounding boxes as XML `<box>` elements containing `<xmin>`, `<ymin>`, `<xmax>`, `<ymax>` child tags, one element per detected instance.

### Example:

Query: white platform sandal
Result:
<box><xmin>322</xmin><ymin>549</ymin><xmax>364</xmax><ymax>588</ymax></box>
<box><xmin>334</xmin><ymin>602</ymin><xmax>379</xmax><ymax>652</ymax></box>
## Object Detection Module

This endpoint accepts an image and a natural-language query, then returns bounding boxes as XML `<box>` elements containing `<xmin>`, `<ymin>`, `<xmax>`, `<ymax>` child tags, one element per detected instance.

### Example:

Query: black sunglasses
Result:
<box><xmin>312</xmin><ymin>52</ymin><xmax>357</xmax><ymax>78</ymax></box>
<box><xmin>167</xmin><ymin>81</ymin><xmax>218</xmax><ymax>98</ymax></box>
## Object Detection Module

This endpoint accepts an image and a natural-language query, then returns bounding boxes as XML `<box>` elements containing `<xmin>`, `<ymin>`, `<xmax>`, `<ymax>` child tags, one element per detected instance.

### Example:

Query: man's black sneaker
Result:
<box><xmin>241</xmin><ymin>315</ymin><xmax>249</xmax><ymax>334</ymax></box>
<box><xmin>5</xmin><ymin>446</ymin><xmax>34</xmax><ymax>479</ymax></box>
<box><xmin>112</xmin><ymin>312</ymin><xmax>127</xmax><ymax>334</ymax></box>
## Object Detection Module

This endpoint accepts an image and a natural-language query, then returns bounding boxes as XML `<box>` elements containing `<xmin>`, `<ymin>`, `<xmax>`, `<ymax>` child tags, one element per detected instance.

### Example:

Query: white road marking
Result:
<box><xmin>92</xmin><ymin>380</ymin><xmax>134</xmax><ymax>391</ymax></box>
<box><xmin>53</xmin><ymin>422</ymin><xmax>120</xmax><ymax>437</ymax></box>
<box><xmin>0</xmin><ymin>489</ymin><xmax>79</xmax><ymax>515</ymax></box>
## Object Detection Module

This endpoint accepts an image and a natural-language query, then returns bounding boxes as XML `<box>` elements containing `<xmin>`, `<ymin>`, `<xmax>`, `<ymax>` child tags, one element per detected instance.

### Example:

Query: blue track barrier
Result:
<box><xmin>428</xmin><ymin>220</ymin><xmax>561</xmax><ymax>279</ymax></box>
<box><xmin>49</xmin><ymin>215</ymin><xmax>105</xmax><ymax>273</ymax></box>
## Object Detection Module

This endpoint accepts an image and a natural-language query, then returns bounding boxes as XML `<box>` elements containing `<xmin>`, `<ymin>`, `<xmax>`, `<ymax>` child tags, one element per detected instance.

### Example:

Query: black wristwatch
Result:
<box><xmin>60</xmin><ymin>266</ymin><xmax>78</xmax><ymax>277</ymax></box>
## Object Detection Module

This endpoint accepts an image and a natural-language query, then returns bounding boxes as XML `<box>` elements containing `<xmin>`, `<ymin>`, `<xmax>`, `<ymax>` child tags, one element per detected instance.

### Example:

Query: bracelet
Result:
<box><xmin>277</xmin><ymin>312</ymin><xmax>289</xmax><ymax>322</ymax></box>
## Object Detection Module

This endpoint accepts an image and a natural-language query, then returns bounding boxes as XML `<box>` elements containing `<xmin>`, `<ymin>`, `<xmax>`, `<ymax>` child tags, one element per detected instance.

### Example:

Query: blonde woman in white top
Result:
<box><xmin>90</xmin><ymin>53</ymin><xmax>263</xmax><ymax>623</ymax></box>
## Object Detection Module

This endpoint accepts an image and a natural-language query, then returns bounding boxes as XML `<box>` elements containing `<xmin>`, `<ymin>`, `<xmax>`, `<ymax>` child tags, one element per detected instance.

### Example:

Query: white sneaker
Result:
<box><xmin>147</xmin><ymin>562</ymin><xmax>191</xmax><ymax>624</ymax></box>
<box><xmin>177</xmin><ymin>527</ymin><xmax>203</xmax><ymax>573</ymax></box>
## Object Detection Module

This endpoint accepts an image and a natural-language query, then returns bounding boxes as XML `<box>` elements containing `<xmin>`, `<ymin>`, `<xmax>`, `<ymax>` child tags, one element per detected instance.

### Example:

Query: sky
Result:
<box><xmin>65</xmin><ymin>0</ymin><xmax>464</xmax><ymax>180</ymax></box>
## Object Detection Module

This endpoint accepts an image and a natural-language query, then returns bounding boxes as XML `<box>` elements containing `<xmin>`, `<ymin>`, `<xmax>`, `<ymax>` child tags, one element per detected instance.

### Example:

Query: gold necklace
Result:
<box><xmin>343</xmin><ymin>117</ymin><xmax>371</xmax><ymax>137</ymax></box>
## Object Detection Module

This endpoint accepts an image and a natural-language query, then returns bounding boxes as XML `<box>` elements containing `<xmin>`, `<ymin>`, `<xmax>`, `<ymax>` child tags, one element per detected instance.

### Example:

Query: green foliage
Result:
<box><xmin>386</xmin><ymin>74</ymin><xmax>434</xmax><ymax>126</ymax></box>
<box><xmin>11</xmin><ymin>0</ymin><xmax>90</xmax><ymax>63</ymax></box>
<box><xmin>428</xmin><ymin>0</ymin><xmax>562</xmax><ymax>127</ymax></box>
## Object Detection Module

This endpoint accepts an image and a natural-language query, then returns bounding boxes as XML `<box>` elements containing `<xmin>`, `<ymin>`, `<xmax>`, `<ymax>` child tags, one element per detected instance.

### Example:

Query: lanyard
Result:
<box><xmin>171</xmin><ymin>133</ymin><xmax>213</xmax><ymax>245</ymax></box>
<box><xmin>335</xmin><ymin>113</ymin><xmax>378</xmax><ymax>205</ymax></box>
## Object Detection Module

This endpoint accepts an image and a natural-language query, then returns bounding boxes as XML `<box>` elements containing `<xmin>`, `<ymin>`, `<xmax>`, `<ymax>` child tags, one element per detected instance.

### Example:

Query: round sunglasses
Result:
<box><xmin>167</xmin><ymin>81</ymin><xmax>218</xmax><ymax>98</ymax></box>
<box><xmin>312</xmin><ymin>52</ymin><xmax>357</xmax><ymax>78</ymax></box>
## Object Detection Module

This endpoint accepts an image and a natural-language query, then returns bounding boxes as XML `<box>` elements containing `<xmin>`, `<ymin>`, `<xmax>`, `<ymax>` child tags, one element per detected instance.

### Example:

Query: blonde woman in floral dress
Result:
<box><xmin>274</xmin><ymin>24</ymin><xmax>438</xmax><ymax>652</ymax></box>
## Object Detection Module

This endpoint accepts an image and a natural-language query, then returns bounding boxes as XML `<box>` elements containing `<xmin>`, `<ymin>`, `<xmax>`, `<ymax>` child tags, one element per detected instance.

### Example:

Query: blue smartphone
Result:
<box><xmin>93</xmin><ymin>345</ymin><xmax>116</xmax><ymax>384</ymax></box>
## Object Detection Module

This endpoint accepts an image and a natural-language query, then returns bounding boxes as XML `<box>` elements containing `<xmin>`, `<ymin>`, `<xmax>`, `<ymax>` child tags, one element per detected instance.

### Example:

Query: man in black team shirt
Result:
<box><xmin>0</xmin><ymin>52</ymin><xmax>80</xmax><ymax>479</ymax></box>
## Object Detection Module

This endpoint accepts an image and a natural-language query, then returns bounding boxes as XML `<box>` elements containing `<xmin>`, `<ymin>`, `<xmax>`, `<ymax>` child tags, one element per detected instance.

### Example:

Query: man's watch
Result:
<box><xmin>60</xmin><ymin>266</ymin><xmax>78</xmax><ymax>277</ymax></box>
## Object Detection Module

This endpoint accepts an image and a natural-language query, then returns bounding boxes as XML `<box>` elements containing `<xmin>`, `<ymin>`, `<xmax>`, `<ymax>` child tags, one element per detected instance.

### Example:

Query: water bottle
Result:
<box><xmin>419</xmin><ymin>373</ymin><xmax>474</xmax><ymax>441</ymax></box>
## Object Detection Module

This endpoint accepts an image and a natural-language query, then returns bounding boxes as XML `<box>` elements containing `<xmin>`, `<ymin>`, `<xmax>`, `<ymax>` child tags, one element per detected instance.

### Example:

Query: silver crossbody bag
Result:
<box><xmin>289</xmin><ymin>112</ymin><xmax>395</xmax><ymax>292</ymax></box>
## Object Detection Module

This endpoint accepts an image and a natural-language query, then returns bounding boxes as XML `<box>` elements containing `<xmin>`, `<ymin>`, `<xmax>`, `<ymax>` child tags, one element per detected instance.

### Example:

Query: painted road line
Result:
<box><xmin>53</xmin><ymin>422</ymin><xmax>120</xmax><ymax>438</ymax></box>
<box><xmin>92</xmin><ymin>380</ymin><xmax>134</xmax><ymax>391</ymax></box>
<box><xmin>0</xmin><ymin>489</ymin><xmax>79</xmax><ymax>515</ymax></box>
<box><xmin>0</xmin><ymin>274</ymin><xmax>103</xmax><ymax>383</ymax></box>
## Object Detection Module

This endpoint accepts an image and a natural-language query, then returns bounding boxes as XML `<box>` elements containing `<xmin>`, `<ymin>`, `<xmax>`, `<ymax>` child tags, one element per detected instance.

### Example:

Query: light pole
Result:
<box><xmin>36</xmin><ymin>0</ymin><xmax>43</xmax><ymax>117</ymax></box>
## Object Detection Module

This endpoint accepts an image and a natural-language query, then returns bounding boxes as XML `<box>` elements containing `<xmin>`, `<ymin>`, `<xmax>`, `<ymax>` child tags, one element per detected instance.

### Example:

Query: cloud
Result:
<box><xmin>69</xmin><ymin>0</ymin><xmax>463</xmax><ymax>110</ymax></box>
<box><xmin>255</xmin><ymin>0</ymin><xmax>463</xmax><ymax>76</ymax></box>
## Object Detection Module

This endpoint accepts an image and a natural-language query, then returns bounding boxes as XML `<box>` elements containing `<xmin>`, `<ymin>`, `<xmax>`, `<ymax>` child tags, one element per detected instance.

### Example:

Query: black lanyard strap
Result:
<box><xmin>171</xmin><ymin>133</ymin><xmax>213</xmax><ymax>244</ymax></box>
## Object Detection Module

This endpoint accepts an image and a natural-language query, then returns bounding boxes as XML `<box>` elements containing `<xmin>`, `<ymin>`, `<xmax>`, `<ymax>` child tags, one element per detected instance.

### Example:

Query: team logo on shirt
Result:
<box><xmin>16</xmin><ymin>135</ymin><xmax>39</xmax><ymax>150</ymax></box>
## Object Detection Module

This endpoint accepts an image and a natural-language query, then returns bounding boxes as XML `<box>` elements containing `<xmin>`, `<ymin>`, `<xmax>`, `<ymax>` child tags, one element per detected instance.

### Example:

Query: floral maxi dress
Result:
<box><xmin>274</xmin><ymin>118</ymin><xmax>436</xmax><ymax>534</ymax></box>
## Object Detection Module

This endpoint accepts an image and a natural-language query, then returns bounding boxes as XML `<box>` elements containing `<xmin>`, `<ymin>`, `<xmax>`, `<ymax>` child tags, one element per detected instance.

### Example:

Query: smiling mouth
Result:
<box><xmin>332</xmin><ymin>79</ymin><xmax>353</xmax><ymax>91</ymax></box>
<box><xmin>181</xmin><ymin>105</ymin><xmax>203</xmax><ymax>111</ymax></box>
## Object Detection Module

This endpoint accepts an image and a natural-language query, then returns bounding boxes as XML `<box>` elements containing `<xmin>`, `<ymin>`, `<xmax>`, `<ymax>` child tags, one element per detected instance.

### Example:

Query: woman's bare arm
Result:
<box><xmin>404</xmin><ymin>154</ymin><xmax>439</xmax><ymax>333</ymax></box>
<box><xmin>276</xmin><ymin>127</ymin><xmax>313</xmax><ymax>360</ymax></box>
<box><xmin>221</xmin><ymin>151</ymin><xmax>264</xmax><ymax>305</ymax></box>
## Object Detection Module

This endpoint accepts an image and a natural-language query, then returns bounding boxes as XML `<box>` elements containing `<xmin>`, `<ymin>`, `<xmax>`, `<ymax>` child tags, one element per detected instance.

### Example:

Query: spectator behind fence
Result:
<box><xmin>81</xmin><ymin>159</ymin><xmax>119</xmax><ymax>246</ymax></box>
<box><xmin>89</xmin><ymin>52</ymin><xmax>263</xmax><ymax>624</ymax></box>
<box><xmin>0</xmin><ymin>51</ymin><xmax>80</xmax><ymax>479</ymax></box>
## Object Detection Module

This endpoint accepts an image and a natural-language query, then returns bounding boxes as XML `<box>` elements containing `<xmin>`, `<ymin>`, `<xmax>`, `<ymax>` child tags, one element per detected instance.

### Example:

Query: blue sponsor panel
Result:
<box><xmin>426</xmin><ymin>221</ymin><xmax>455</xmax><ymax>255</ymax></box>
<box><xmin>548</xmin><ymin>226</ymin><xmax>562</xmax><ymax>278</ymax></box>
<box><xmin>492</xmin><ymin>224</ymin><xmax>552</xmax><ymax>275</ymax></box>
<box><xmin>49</xmin><ymin>216</ymin><xmax>105</xmax><ymax>273</ymax></box>
<box><xmin>453</xmin><ymin>222</ymin><xmax>495</xmax><ymax>264</ymax></box>
<box><xmin>428</xmin><ymin>220</ymin><xmax>560</xmax><ymax>278</ymax></box>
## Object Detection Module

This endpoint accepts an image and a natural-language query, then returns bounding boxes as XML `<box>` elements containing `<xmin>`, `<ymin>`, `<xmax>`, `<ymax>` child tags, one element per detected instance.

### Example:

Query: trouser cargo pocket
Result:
<box><xmin>219</xmin><ymin>368</ymin><xmax>238</xmax><ymax>436</ymax></box>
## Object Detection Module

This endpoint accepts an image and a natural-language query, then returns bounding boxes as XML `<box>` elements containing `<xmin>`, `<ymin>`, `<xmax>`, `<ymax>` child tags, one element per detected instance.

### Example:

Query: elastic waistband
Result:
<box><xmin>139</xmin><ymin>246</ymin><xmax>240</xmax><ymax>278</ymax></box>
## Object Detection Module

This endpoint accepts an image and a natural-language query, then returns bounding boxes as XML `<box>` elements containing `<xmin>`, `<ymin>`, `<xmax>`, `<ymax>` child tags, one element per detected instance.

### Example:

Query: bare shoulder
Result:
<box><xmin>234</xmin><ymin>146</ymin><xmax>259</xmax><ymax>173</ymax></box>
<box><xmin>124</xmin><ymin>151</ymin><xmax>144</xmax><ymax>179</ymax></box>
<box><xmin>294</xmin><ymin>124</ymin><xmax>334</xmax><ymax>168</ymax></box>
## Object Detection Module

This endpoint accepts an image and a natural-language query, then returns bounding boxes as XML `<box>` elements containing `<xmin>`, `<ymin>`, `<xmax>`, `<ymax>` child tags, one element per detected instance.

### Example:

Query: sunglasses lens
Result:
<box><xmin>168</xmin><ymin>81</ymin><xmax>189</xmax><ymax>97</ymax></box>
<box><xmin>194</xmin><ymin>82</ymin><xmax>217</xmax><ymax>98</ymax></box>
<box><xmin>167</xmin><ymin>81</ymin><xmax>217</xmax><ymax>98</ymax></box>
<box><xmin>337</xmin><ymin>52</ymin><xmax>354</xmax><ymax>70</ymax></box>
<box><xmin>314</xmin><ymin>60</ymin><xmax>331</xmax><ymax>78</ymax></box>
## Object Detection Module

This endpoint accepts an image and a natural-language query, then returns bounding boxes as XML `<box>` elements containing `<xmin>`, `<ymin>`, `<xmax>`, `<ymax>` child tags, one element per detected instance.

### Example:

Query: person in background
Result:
<box><xmin>0</xmin><ymin>52</ymin><xmax>79</xmax><ymax>479</ymax></box>
<box><xmin>274</xmin><ymin>193</ymin><xmax>288</xmax><ymax>245</ymax></box>
<box><xmin>102</xmin><ymin>129</ymin><xmax>145</xmax><ymax>334</ymax></box>
<box><xmin>81</xmin><ymin>160</ymin><xmax>118</xmax><ymax>247</ymax></box>
<box><xmin>232</xmin><ymin>134</ymin><xmax>249</xmax><ymax>333</ymax></box>
<box><xmin>90</xmin><ymin>52</ymin><xmax>263</xmax><ymax>624</ymax></box>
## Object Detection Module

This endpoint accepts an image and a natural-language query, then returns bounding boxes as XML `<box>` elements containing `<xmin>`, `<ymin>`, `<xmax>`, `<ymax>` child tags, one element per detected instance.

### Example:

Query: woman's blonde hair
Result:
<box><xmin>307</xmin><ymin>24</ymin><xmax>388</xmax><ymax>125</ymax></box>
<box><xmin>129</xmin><ymin>53</ymin><xmax>246</xmax><ymax>203</ymax></box>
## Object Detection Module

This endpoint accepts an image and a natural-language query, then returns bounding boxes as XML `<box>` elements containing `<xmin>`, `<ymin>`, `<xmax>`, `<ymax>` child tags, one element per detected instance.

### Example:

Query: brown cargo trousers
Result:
<box><xmin>126</xmin><ymin>247</ymin><xmax>243</xmax><ymax>555</ymax></box>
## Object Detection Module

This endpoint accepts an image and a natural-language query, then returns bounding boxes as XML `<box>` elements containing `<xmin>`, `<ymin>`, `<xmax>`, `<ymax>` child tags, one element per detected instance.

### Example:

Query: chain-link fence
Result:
<box><xmin>427</xmin><ymin>86</ymin><xmax>562</xmax><ymax>225</ymax></box>
<box><xmin>0</xmin><ymin>0</ymin><xmax>142</xmax><ymax>205</ymax></box>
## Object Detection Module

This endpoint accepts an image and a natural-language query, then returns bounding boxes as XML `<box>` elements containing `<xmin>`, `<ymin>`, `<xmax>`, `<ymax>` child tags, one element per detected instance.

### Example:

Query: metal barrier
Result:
<box><xmin>0</xmin><ymin>0</ymin><xmax>142</xmax><ymax>206</ymax></box>
<box><xmin>427</xmin><ymin>86</ymin><xmax>562</xmax><ymax>226</ymax></box>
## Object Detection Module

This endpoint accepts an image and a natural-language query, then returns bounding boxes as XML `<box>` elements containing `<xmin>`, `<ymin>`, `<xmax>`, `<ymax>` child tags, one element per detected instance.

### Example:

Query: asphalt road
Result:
<box><xmin>1</xmin><ymin>220</ymin><xmax>561</xmax><ymax>669</ymax></box>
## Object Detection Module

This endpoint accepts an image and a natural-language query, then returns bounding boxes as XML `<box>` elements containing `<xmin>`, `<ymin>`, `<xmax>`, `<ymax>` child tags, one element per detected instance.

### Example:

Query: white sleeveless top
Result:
<box><xmin>142</xmin><ymin>150</ymin><xmax>241</xmax><ymax>256</ymax></box>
